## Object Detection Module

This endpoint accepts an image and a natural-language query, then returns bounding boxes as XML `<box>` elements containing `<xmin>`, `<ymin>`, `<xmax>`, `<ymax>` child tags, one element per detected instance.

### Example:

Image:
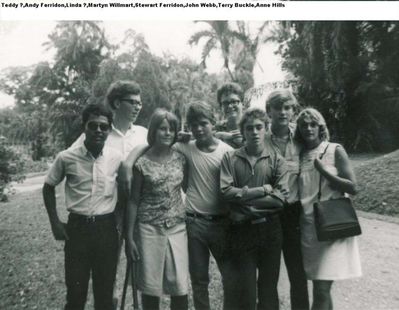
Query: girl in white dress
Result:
<box><xmin>295</xmin><ymin>108</ymin><xmax>362</xmax><ymax>310</ymax></box>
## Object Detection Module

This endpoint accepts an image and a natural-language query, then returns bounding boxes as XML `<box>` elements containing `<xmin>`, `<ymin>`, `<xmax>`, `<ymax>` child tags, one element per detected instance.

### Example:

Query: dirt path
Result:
<box><xmin>2</xmin><ymin>175</ymin><xmax>399</xmax><ymax>309</ymax></box>
<box><xmin>278</xmin><ymin>213</ymin><xmax>399</xmax><ymax>310</ymax></box>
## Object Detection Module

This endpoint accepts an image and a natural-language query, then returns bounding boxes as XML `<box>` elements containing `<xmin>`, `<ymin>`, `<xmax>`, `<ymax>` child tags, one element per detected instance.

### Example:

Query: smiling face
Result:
<box><xmin>221</xmin><ymin>92</ymin><xmax>243</xmax><ymax>121</ymax></box>
<box><xmin>297</xmin><ymin>116</ymin><xmax>321</xmax><ymax>147</ymax></box>
<box><xmin>115</xmin><ymin>94</ymin><xmax>142</xmax><ymax>124</ymax></box>
<box><xmin>84</xmin><ymin>114</ymin><xmax>111</xmax><ymax>150</ymax></box>
<box><xmin>243</xmin><ymin>117</ymin><xmax>266</xmax><ymax>149</ymax></box>
<box><xmin>154</xmin><ymin>118</ymin><xmax>175</xmax><ymax>148</ymax></box>
<box><xmin>269</xmin><ymin>100</ymin><xmax>295</xmax><ymax>128</ymax></box>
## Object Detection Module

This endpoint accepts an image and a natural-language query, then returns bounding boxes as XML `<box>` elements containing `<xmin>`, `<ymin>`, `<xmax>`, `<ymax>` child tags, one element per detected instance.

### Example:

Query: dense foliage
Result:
<box><xmin>273</xmin><ymin>21</ymin><xmax>399</xmax><ymax>151</ymax></box>
<box><xmin>0</xmin><ymin>137</ymin><xmax>25</xmax><ymax>201</ymax></box>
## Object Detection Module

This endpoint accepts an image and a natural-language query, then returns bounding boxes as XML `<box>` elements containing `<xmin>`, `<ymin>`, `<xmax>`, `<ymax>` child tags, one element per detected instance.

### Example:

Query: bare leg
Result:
<box><xmin>312</xmin><ymin>280</ymin><xmax>333</xmax><ymax>310</ymax></box>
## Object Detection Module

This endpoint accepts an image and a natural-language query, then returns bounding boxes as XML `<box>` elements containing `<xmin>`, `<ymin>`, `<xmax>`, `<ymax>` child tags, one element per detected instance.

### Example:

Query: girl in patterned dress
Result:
<box><xmin>126</xmin><ymin>109</ymin><xmax>188</xmax><ymax>310</ymax></box>
<box><xmin>295</xmin><ymin>108</ymin><xmax>362</xmax><ymax>310</ymax></box>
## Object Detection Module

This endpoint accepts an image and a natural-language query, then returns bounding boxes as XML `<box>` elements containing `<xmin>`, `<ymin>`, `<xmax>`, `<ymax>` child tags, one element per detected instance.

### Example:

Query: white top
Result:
<box><xmin>70</xmin><ymin>124</ymin><xmax>148</xmax><ymax>159</ymax></box>
<box><xmin>174</xmin><ymin>140</ymin><xmax>233</xmax><ymax>215</ymax></box>
<box><xmin>299</xmin><ymin>141</ymin><xmax>362</xmax><ymax>280</ymax></box>
<box><xmin>45</xmin><ymin>145</ymin><xmax>123</xmax><ymax>216</ymax></box>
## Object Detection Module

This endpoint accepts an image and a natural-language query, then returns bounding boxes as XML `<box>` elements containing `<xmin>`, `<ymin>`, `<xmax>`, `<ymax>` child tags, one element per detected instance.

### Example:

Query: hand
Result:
<box><xmin>177</xmin><ymin>131</ymin><xmax>192</xmax><ymax>143</ymax></box>
<box><xmin>126</xmin><ymin>239</ymin><xmax>140</xmax><ymax>262</ymax></box>
<box><xmin>263</xmin><ymin>184</ymin><xmax>273</xmax><ymax>195</ymax></box>
<box><xmin>230</xmin><ymin>130</ymin><xmax>243</xmax><ymax>144</ymax></box>
<box><xmin>51</xmin><ymin>221</ymin><xmax>69</xmax><ymax>241</ymax></box>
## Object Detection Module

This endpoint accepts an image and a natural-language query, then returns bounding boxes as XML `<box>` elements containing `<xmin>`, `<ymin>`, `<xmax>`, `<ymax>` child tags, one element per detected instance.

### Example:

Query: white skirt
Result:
<box><xmin>137</xmin><ymin>221</ymin><xmax>189</xmax><ymax>296</ymax></box>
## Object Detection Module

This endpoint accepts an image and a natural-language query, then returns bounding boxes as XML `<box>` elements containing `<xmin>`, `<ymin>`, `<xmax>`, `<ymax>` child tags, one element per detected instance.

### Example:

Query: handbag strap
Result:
<box><xmin>317</xmin><ymin>143</ymin><xmax>330</xmax><ymax>201</ymax></box>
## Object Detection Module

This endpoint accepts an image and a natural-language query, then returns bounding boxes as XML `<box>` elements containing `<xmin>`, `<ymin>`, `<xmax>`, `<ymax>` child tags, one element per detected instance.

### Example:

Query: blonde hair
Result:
<box><xmin>294</xmin><ymin>108</ymin><xmax>330</xmax><ymax>143</ymax></box>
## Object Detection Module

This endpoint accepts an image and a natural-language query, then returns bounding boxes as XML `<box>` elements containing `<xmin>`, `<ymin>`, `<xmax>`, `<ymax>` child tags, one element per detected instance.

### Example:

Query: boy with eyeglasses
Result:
<box><xmin>214</xmin><ymin>82</ymin><xmax>245</xmax><ymax>148</ymax></box>
<box><xmin>43</xmin><ymin>103</ymin><xmax>123</xmax><ymax>310</ymax></box>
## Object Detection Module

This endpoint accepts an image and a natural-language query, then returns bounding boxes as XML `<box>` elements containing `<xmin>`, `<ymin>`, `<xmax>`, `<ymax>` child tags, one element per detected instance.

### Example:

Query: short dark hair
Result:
<box><xmin>239</xmin><ymin>107</ymin><xmax>270</xmax><ymax>136</ymax></box>
<box><xmin>186</xmin><ymin>101</ymin><xmax>216</xmax><ymax>126</ymax></box>
<box><xmin>266</xmin><ymin>89</ymin><xmax>298</xmax><ymax>113</ymax></box>
<box><xmin>106</xmin><ymin>80</ymin><xmax>141</xmax><ymax>109</ymax></box>
<box><xmin>217</xmin><ymin>82</ymin><xmax>244</xmax><ymax>108</ymax></box>
<box><xmin>147</xmin><ymin>109</ymin><xmax>180</xmax><ymax>147</ymax></box>
<box><xmin>82</xmin><ymin>103</ymin><xmax>113</xmax><ymax>126</ymax></box>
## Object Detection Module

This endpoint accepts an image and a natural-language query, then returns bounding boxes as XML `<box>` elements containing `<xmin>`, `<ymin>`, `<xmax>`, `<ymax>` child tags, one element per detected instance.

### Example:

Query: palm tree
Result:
<box><xmin>189</xmin><ymin>21</ymin><xmax>235</xmax><ymax>81</ymax></box>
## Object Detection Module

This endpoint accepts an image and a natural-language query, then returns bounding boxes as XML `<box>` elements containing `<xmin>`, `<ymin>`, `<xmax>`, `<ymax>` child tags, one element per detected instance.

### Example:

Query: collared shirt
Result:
<box><xmin>45</xmin><ymin>145</ymin><xmax>123</xmax><ymax>216</ymax></box>
<box><xmin>220</xmin><ymin>146</ymin><xmax>289</xmax><ymax>221</ymax></box>
<box><xmin>70</xmin><ymin>124</ymin><xmax>148</xmax><ymax>160</ymax></box>
<box><xmin>265</xmin><ymin>123</ymin><xmax>301</xmax><ymax>204</ymax></box>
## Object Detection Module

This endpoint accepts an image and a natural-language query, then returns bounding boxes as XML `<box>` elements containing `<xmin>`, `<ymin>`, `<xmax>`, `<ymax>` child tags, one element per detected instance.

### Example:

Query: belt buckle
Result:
<box><xmin>251</xmin><ymin>217</ymin><xmax>267</xmax><ymax>225</ymax></box>
<box><xmin>86</xmin><ymin>216</ymin><xmax>96</xmax><ymax>223</ymax></box>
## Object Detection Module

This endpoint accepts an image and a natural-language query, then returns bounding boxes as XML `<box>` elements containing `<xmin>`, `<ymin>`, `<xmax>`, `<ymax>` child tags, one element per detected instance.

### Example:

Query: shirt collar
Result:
<box><xmin>235</xmin><ymin>145</ymin><xmax>271</xmax><ymax>161</ymax></box>
<box><xmin>112</xmin><ymin>123</ymin><xmax>134</xmax><ymax>136</ymax></box>
<box><xmin>267</xmin><ymin>122</ymin><xmax>296</xmax><ymax>139</ymax></box>
<box><xmin>80</xmin><ymin>143</ymin><xmax>104</xmax><ymax>159</ymax></box>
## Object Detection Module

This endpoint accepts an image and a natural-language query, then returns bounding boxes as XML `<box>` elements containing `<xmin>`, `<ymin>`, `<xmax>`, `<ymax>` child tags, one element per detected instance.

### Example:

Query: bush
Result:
<box><xmin>0</xmin><ymin>137</ymin><xmax>25</xmax><ymax>202</ymax></box>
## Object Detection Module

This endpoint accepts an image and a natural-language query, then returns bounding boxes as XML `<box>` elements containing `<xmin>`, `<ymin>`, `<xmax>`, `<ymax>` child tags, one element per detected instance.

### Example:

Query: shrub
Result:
<box><xmin>0</xmin><ymin>137</ymin><xmax>25</xmax><ymax>202</ymax></box>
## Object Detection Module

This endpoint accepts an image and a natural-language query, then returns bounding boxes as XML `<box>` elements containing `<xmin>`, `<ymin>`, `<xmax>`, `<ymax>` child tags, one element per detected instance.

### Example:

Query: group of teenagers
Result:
<box><xmin>42</xmin><ymin>80</ymin><xmax>362</xmax><ymax>310</ymax></box>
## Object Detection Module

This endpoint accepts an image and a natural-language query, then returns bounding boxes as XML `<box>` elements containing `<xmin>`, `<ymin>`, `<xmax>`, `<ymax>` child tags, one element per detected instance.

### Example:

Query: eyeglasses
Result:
<box><xmin>120</xmin><ymin>99</ymin><xmax>142</xmax><ymax>107</ymax></box>
<box><xmin>87</xmin><ymin>122</ymin><xmax>110</xmax><ymax>132</ymax></box>
<box><xmin>222</xmin><ymin>99</ymin><xmax>241</xmax><ymax>107</ymax></box>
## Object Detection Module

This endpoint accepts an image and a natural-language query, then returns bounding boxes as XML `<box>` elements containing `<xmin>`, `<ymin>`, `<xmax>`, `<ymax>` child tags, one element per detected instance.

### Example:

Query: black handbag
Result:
<box><xmin>313</xmin><ymin>144</ymin><xmax>362</xmax><ymax>242</ymax></box>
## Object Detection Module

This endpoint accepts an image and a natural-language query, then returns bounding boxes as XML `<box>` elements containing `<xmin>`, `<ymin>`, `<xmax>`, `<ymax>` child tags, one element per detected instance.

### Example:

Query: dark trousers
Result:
<box><xmin>281</xmin><ymin>202</ymin><xmax>309</xmax><ymax>310</ymax></box>
<box><xmin>186</xmin><ymin>216</ymin><xmax>229</xmax><ymax>310</ymax></box>
<box><xmin>64</xmin><ymin>213</ymin><xmax>118</xmax><ymax>310</ymax></box>
<box><xmin>224</xmin><ymin>215</ymin><xmax>283</xmax><ymax>310</ymax></box>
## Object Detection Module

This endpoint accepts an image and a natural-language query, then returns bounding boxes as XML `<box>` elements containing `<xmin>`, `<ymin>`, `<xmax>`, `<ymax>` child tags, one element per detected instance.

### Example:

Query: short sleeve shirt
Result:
<box><xmin>174</xmin><ymin>140</ymin><xmax>233</xmax><ymax>215</ymax></box>
<box><xmin>45</xmin><ymin>145</ymin><xmax>123</xmax><ymax>216</ymax></box>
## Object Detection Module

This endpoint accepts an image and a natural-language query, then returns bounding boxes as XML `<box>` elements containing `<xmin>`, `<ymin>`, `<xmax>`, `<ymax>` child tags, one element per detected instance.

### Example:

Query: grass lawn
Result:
<box><xmin>352</xmin><ymin>149</ymin><xmax>399</xmax><ymax>217</ymax></box>
<box><xmin>0</xmin><ymin>189</ymin><xmax>223</xmax><ymax>310</ymax></box>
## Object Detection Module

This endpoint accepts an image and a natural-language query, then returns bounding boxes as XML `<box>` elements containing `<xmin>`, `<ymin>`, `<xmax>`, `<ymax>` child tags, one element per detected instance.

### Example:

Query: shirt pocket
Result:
<box><xmin>104</xmin><ymin>176</ymin><xmax>117</xmax><ymax>197</ymax></box>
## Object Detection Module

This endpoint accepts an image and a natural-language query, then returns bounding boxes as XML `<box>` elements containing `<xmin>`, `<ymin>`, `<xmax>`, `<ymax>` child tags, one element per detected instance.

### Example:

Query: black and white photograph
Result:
<box><xmin>1</xmin><ymin>18</ymin><xmax>399</xmax><ymax>310</ymax></box>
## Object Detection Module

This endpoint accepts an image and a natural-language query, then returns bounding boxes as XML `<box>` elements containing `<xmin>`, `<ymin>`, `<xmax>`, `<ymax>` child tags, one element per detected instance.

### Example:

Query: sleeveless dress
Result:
<box><xmin>298</xmin><ymin>141</ymin><xmax>362</xmax><ymax>280</ymax></box>
<box><xmin>134</xmin><ymin>151</ymin><xmax>188</xmax><ymax>296</ymax></box>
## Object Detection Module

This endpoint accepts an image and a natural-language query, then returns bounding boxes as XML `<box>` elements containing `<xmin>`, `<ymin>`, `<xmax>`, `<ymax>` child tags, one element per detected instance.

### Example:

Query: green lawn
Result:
<box><xmin>352</xmin><ymin>150</ymin><xmax>399</xmax><ymax>217</ymax></box>
<box><xmin>0</xmin><ymin>189</ymin><xmax>223</xmax><ymax>310</ymax></box>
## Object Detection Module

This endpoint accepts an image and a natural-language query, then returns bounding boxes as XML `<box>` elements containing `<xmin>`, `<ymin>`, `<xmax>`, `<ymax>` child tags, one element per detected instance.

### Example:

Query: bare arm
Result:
<box><xmin>314</xmin><ymin>145</ymin><xmax>357</xmax><ymax>195</ymax></box>
<box><xmin>125</xmin><ymin>166</ymin><xmax>143</xmax><ymax>262</ymax></box>
<box><xmin>120</xmin><ymin>144</ymin><xmax>150</xmax><ymax>197</ymax></box>
<box><xmin>42</xmin><ymin>183</ymin><xmax>68</xmax><ymax>241</ymax></box>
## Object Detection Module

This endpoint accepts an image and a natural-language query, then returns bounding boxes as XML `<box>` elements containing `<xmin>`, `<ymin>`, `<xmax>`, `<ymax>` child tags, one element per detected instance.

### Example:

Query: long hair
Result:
<box><xmin>294</xmin><ymin>108</ymin><xmax>330</xmax><ymax>144</ymax></box>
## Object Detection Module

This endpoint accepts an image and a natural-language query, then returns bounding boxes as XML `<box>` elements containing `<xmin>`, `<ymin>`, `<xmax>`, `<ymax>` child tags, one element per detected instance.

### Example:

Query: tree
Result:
<box><xmin>0</xmin><ymin>136</ymin><xmax>25</xmax><ymax>202</ymax></box>
<box><xmin>273</xmin><ymin>21</ymin><xmax>399</xmax><ymax>151</ymax></box>
<box><xmin>189</xmin><ymin>21</ymin><xmax>236</xmax><ymax>80</ymax></box>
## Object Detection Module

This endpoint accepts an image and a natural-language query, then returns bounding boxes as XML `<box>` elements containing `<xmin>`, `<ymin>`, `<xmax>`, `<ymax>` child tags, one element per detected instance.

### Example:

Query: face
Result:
<box><xmin>298</xmin><ymin>116</ymin><xmax>321</xmax><ymax>146</ymax></box>
<box><xmin>243</xmin><ymin>117</ymin><xmax>266</xmax><ymax>149</ymax></box>
<box><xmin>220</xmin><ymin>93</ymin><xmax>243</xmax><ymax>120</ymax></box>
<box><xmin>84</xmin><ymin>114</ymin><xmax>110</xmax><ymax>148</ymax></box>
<box><xmin>268</xmin><ymin>101</ymin><xmax>295</xmax><ymax>127</ymax></box>
<box><xmin>115</xmin><ymin>94</ymin><xmax>142</xmax><ymax>123</ymax></box>
<box><xmin>154</xmin><ymin>118</ymin><xmax>175</xmax><ymax>147</ymax></box>
<box><xmin>189</xmin><ymin>117</ymin><xmax>214</xmax><ymax>144</ymax></box>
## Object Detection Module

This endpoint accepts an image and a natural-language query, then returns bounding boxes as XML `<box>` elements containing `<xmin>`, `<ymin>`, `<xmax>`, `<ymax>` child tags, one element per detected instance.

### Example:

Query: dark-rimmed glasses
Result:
<box><xmin>221</xmin><ymin>99</ymin><xmax>241</xmax><ymax>107</ymax></box>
